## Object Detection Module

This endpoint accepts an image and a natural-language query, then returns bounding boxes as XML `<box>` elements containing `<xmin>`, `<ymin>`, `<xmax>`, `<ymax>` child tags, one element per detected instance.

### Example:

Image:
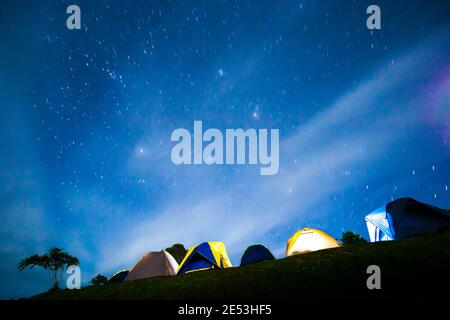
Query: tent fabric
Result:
<box><xmin>125</xmin><ymin>250</ymin><xmax>179</xmax><ymax>281</ymax></box>
<box><xmin>286</xmin><ymin>228</ymin><xmax>341</xmax><ymax>256</ymax></box>
<box><xmin>177</xmin><ymin>242</ymin><xmax>232</xmax><ymax>275</ymax></box>
<box><xmin>108</xmin><ymin>270</ymin><xmax>129</xmax><ymax>283</ymax></box>
<box><xmin>365</xmin><ymin>207</ymin><xmax>396</xmax><ymax>241</ymax></box>
<box><xmin>240</xmin><ymin>244</ymin><xmax>275</xmax><ymax>266</ymax></box>
<box><xmin>365</xmin><ymin>197</ymin><xmax>450</xmax><ymax>242</ymax></box>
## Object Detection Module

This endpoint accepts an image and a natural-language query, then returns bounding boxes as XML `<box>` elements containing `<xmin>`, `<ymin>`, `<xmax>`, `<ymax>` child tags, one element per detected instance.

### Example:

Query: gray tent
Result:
<box><xmin>125</xmin><ymin>250</ymin><xmax>179</xmax><ymax>281</ymax></box>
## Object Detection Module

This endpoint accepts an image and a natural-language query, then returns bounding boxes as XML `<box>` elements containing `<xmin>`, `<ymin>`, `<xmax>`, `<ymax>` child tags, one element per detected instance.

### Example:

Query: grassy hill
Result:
<box><xmin>34</xmin><ymin>232</ymin><xmax>450</xmax><ymax>300</ymax></box>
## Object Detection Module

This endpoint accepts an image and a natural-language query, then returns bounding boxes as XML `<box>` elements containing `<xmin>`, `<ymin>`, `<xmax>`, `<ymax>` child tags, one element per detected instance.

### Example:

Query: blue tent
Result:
<box><xmin>177</xmin><ymin>242</ymin><xmax>232</xmax><ymax>275</ymax></box>
<box><xmin>240</xmin><ymin>244</ymin><xmax>275</xmax><ymax>266</ymax></box>
<box><xmin>365</xmin><ymin>197</ymin><xmax>450</xmax><ymax>242</ymax></box>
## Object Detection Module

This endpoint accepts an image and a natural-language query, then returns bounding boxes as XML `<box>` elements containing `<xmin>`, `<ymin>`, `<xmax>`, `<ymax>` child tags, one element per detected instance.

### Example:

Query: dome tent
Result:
<box><xmin>125</xmin><ymin>250</ymin><xmax>179</xmax><ymax>281</ymax></box>
<box><xmin>286</xmin><ymin>228</ymin><xmax>341</xmax><ymax>256</ymax></box>
<box><xmin>365</xmin><ymin>197</ymin><xmax>450</xmax><ymax>242</ymax></box>
<box><xmin>177</xmin><ymin>242</ymin><xmax>232</xmax><ymax>275</ymax></box>
<box><xmin>240</xmin><ymin>244</ymin><xmax>275</xmax><ymax>266</ymax></box>
<box><xmin>108</xmin><ymin>270</ymin><xmax>129</xmax><ymax>283</ymax></box>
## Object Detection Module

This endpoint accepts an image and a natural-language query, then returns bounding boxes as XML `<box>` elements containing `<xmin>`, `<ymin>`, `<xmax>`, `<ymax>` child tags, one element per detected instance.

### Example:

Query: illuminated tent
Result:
<box><xmin>177</xmin><ymin>242</ymin><xmax>232</xmax><ymax>275</ymax></box>
<box><xmin>286</xmin><ymin>228</ymin><xmax>341</xmax><ymax>256</ymax></box>
<box><xmin>240</xmin><ymin>244</ymin><xmax>275</xmax><ymax>266</ymax></box>
<box><xmin>365</xmin><ymin>197</ymin><xmax>450</xmax><ymax>242</ymax></box>
<box><xmin>108</xmin><ymin>270</ymin><xmax>129</xmax><ymax>283</ymax></box>
<box><xmin>125</xmin><ymin>250</ymin><xmax>179</xmax><ymax>281</ymax></box>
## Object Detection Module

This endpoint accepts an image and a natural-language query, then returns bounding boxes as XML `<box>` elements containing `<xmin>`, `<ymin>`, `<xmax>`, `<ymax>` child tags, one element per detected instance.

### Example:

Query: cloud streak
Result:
<box><xmin>95</xmin><ymin>34</ymin><xmax>450</xmax><ymax>273</ymax></box>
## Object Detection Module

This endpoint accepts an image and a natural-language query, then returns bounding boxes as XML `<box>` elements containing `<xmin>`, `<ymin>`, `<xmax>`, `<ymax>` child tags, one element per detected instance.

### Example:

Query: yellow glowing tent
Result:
<box><xmin>177</xmin><ymin>242</ymin><xmax>232</xmax><ymax>275</ymax></box>
<box><xmin>286</xmin><ymin>228</ymin><xmax>341</xmax><ymax>256</ymax></box>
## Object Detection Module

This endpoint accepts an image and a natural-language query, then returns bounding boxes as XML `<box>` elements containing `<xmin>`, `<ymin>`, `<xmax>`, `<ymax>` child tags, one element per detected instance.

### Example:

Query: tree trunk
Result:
<box><xmin>59</xmin><ymin>267</ymin><xmax>64</xmax><ymax>287</ymax></box>
<box><xmin>52</xmin><ymin>268</ymin><xmax>59</xmax><ymax>289</ymax></box>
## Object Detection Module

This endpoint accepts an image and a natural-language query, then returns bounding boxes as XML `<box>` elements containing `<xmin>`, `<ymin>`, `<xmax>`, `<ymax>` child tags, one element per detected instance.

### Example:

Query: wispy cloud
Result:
<box><xmin>95</xmin><ymin>35</ymin><xmax>449</xmax><ymax>273</ymax></box>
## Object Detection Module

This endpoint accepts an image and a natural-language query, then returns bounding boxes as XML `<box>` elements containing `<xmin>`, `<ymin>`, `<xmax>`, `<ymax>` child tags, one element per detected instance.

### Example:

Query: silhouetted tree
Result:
<box><xmin>18</xmin><ymin>247</ymin><xmax>79</xmax><ymax>289</ymax></box>
<box><xmin>341</xmin><ymin>231</ymin><xmax>368</xmax><ymax>245</ymax></box>
<box><xmin>91</xmin><ymin>274</ymin><xmax>108</xmax><ymax>286</ymax></box>
<box><xmin>165</xmin><ymin>243</ymin><xmax>187</xmax><ymax>263</ymax></box>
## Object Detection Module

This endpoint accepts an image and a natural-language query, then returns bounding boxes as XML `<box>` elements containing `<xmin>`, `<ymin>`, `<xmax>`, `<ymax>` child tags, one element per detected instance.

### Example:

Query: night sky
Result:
<box><xmin>0</xmin><ymin>0</ymin><xmax>449</xmax><ymax>298</ymax></box>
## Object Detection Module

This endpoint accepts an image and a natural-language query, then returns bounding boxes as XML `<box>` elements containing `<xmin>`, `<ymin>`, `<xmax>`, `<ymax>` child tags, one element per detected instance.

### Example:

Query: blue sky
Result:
<box><xmin>0</xmin><ymin>0</ymin><xmax>449</xmax><ymax>298</ymax></box>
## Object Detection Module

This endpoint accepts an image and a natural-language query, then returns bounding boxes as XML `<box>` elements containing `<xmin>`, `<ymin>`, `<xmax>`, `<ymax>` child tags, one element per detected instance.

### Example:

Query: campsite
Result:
<box><xmin>2</xmin><ymin>1</ymin><xmax>450</xmax><ymax>306</ymax></box>
<box><xmin>19</xmin><ymin>197</ymin><xmax>450</xmax><ymax>299</ymax></box>
<box><xmin>34</xmin><ymin>231</ymin><xmax>450</xmax><ymax>300</ymax></box>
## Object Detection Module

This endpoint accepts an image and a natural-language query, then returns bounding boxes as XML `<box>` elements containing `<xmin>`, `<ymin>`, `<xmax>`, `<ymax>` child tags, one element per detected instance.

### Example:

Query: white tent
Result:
<box><xmin>125</xmin><ymin>250</ymin><xmax>179</xmax><ymax>281</ymax></box>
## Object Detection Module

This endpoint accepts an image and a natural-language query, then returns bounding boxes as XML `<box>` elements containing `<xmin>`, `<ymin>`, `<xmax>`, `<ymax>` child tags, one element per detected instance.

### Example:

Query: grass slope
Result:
<box><xmin>34</xmin><ymin>232</ymin><xmax>450</xmax><ymax>300</ymax></box>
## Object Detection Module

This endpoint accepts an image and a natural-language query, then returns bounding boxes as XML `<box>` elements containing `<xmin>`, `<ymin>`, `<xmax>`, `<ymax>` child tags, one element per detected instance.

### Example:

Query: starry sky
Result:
<box><xmin>0</xmin><ymin>0</ymin><xmax>449</xmax><ymax>298</ymax></box>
